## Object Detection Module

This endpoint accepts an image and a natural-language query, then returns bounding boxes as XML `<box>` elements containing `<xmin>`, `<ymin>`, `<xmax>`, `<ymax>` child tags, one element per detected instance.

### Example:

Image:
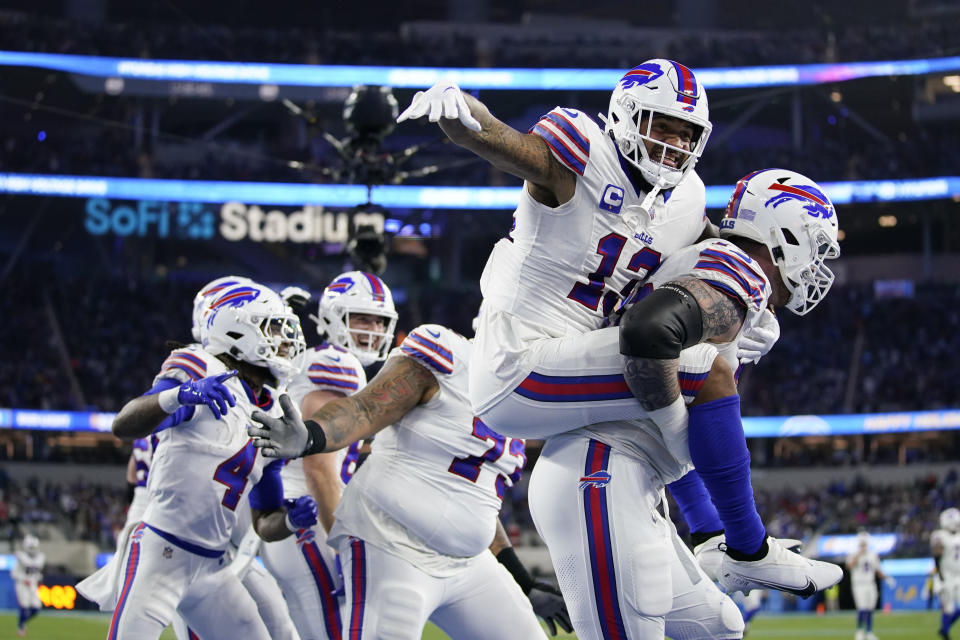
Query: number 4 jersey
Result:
<box><xmin>473</xmin><ymin>107</ymin><xmax>707</xmax><ymax>413</ymax></box>
<box><xmin>141</xmin><ymin>346</ymin><xmax>285</xmax><ymax>552</ymax></box>
<box><xmin>329</xmin><ymin>325</ymin><xmax>526</xmax><ymax>573</ymax></box>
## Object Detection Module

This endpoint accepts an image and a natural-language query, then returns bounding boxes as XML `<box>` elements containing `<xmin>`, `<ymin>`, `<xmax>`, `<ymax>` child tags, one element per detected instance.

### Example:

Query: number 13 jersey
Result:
<box><xmin>473</xmin><ymin>107</ymin><xmax>707</xmax><ymax>411</ymax></box>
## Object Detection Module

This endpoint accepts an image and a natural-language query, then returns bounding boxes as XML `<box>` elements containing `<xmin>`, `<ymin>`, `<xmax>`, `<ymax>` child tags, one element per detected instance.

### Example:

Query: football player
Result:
<box><xmin>847</xmin><ymin>531</ymin><xmax>895</xmax><ymax>640</ymax></box>
<box><xmin>518</xmin><ymin>169</ymin><xmax>844</xmax><ymax>638</ymax></box>
<box><xmin>260</xmin><ymin>271</ymin><xmax>397</xmax><ymax>640</ymax></box>
<box><xmin>104</xmin><ymin>281</ymin><xmax>316</xmax><ymax>640</ymax></box>
<box><xmin>248</xmin><ymin>323</ymin><xmax>573</xmax><ymax>639</ymax></box>
<box><xmin>79</xmin><ymin>277</ymin><xmax>301</xmax><ymax>640</ymax></box>
<box><xmin>398</xmin><ymin>60</ymin><xmax>713</xmax><ymax>438</ymax></box>
<box><xmin>932</xmin><ymin>507</ymin><xmax>960</xmax><ymax>640</ymax></box>
<box><xmin>399</xmin><ymin>65</ymin><xmax>813</xmax><ymax>599</ymax></box>
<box><xmin>12</xmin><ymin>534</ymin><xmax>44</xmax><ymax>637</ymax></box>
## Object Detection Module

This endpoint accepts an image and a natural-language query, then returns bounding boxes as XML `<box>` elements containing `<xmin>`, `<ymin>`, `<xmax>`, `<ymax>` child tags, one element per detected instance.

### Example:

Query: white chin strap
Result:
<box><xmin>638</xmin><ymin>176</ymin><xmax>668</xmax><ymax>217</ymax></box>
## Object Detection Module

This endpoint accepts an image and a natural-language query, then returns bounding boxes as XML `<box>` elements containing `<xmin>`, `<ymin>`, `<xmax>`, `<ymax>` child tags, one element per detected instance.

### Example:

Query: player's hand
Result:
<box><xmin>177</xmin><ymin>371</ymin><xmax>237</xmax><ymax>419</ymax></box>
<box><xmin>397</xmin><ymin>80</ymin><xmax>482</xmax><ymax>132</ymax></box>
<box><xmin>280</xmin><ymin>285</ymin><xmax>311</xmax><ymax>311</ymax></box>
<box><xmin>527</xmin><ymin>581</ymin><xmax>573</xmax><ymax>636</ymax></box>
<box><xmin>885</xmin><ymin>576</ymin><xmax>897</xmax><ymax>589</ymax></box>
<box><xmin>284</xmin><ymin>496</ymin><xmax>319</xmax><ymax>531</ymax></box>
<box><xmin>737</xmin><ymin>309</ymin><xmax>780</xmax><ymax>364</ymax></box>
<box><xmin>249</xmin><ymin>394</ymin><xmax>310</xmax><ymax>458</ymax></box>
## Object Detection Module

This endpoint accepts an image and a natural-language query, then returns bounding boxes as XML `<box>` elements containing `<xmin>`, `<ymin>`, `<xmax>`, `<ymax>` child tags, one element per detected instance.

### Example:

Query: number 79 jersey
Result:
<box><xmin>142</xmin><ymin>346</ymin><xmax>284</xmax><ymax>552</ymax></box>
<box><xmin>330</xmin><ymin>325</ymin><xmax>526</xmax><ymax>560</ymax></box>
<box><xmin>479</xmin><ymin>106</ymin><xmax>707</xmax><ymax>337</ymax></box>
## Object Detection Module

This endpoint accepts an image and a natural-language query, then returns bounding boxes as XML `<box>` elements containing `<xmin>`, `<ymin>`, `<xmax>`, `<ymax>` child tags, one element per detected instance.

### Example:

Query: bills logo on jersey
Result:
<box><xmin>619</xmin><ymin>63</ymin><xmax>664</xmax><ymax>90</ymax></box>
<box><xmin>599</xmin><ymin>184</ymin><xmax>625</xmax><ymax>214</ymax></box>
<box><xmin>296</xmin><ymin>528</ymin><xmax>316</xmax><ymax>546</ymax></box>
<box><xmin>765</xmin><ymin>183</ymin><xmax>834</xmax><ymax>220</ymax></box>
<box><xmin>579</xmin><ymin>470</ymin><xmax>611</xmax><ymax>489</ymax></box>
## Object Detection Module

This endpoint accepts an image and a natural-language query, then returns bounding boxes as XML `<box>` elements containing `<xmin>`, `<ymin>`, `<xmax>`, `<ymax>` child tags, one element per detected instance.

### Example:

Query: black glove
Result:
<box><xmin>496</xmin><ymin>547</ymin><xmax>573</xmax><ymax>636</ymax></box>
<box><xmin>528</xmin><ymin>580</ymin><xmax>573</xmax><ymax>636</ymax></box>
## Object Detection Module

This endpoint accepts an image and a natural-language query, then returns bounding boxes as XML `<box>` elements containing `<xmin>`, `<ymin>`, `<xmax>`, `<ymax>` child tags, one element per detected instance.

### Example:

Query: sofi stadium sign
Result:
<box><xmin>83</xmin><ymin>198</ymin><xmax>384</xmax><ymax>243</ymax></box>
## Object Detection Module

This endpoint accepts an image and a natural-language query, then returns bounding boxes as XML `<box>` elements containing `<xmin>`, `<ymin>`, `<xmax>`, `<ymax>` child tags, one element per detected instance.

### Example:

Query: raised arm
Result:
<box><xmin>397</xmin><ymin>81</ymin><xmax>575</xmax><ymax>205</ymax></box>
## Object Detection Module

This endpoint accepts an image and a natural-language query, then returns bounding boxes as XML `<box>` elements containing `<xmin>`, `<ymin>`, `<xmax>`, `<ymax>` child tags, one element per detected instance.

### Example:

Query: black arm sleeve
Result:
<box><xmin>619</xmin><ymin>284</ymin><xmax>703</xmax><ymax>359</ymax></box>
<box><xmin>302</xmin><ymin>420</ymin><xmax>328</xmax><ymax>456</ymax></box>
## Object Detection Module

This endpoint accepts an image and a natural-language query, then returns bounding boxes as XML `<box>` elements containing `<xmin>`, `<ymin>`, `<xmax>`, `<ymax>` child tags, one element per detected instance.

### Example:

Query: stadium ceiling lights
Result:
<box><xmin>0</xmin><ymin>173</ymin><xmax>957</xmax><ymax>209</ymax></box>
<box><xmin>2</xmin><ymin>50</ymin><xmax>960</xmax><ymax>90</ymax></box>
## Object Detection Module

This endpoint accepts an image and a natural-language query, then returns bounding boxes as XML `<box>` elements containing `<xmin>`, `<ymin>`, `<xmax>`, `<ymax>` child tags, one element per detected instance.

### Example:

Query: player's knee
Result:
<box><xmin>374</xmin><ymin>584</ymin><xmax>425</xmax><ymax>640</ymax></box>
<box><xmin>690</xmin><ymin>355</ymin><xmax>737</xmax><ymax>406</ymax></box>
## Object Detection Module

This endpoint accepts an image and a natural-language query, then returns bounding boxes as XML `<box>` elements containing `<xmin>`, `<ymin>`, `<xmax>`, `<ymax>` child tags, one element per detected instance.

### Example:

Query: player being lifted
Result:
<box><xmin>933</xmin><ymin>508</ymin><xmax>960</xmax><ymax>640</ymax></box>
<box><xmin>527</xmin><ymin>169</ymin><xmax>843</xmax><ymax>638</ymax></box>
<box><xmin>397</xmin><ymin>63</ymin><xmax>816</xmax><ymax>593</ymax></box>
<box><xmin>260</xmin><ymin>271</ymin><xmax>397</xmax><ymax>640</ymax></box>
<box><xmin>248</xmin><ymin>320</ymin><xmax>572</xmax><ymax>639</ymax></box>
<box><xmin>104</xmin><ymin>281</ymin><xmax>317</xmax><ymax>640</ymax></box>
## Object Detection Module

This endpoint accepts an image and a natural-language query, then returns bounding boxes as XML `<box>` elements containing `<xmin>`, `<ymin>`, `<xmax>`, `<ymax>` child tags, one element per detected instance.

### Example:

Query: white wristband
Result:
<box><xmin>284</xmin><ymin>512</ymin><xmax>299</xmax><ymax>533</ymax></box>
<box><xmin>647</xmin><ymin>395</ymin><xmax>690</xmax><ymax>465</ymax></box>
<box><xmin>157</xmin><ymin>387</ymin><xmax>182</xmax><ymax>414</ymax></box>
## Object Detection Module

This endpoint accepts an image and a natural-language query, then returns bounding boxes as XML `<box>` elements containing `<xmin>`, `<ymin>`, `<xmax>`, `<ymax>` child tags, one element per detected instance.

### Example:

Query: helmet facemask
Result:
<box><xmin>203</xmin><ymin>284</ymin><xmax>307</xmax><ymax>386</ymax></box>
<box><xmin>772</xmin><ymin>223</ymin><xmax>841</xmax><ymax>316</ymax></box>
<box><xmin>610</xmin><ymin>98</ymin><xmax>710</xmax><ymax>190</ymax></box>
<box><xmin>603</xmin><ymin>59</ymin><xmax>712</xmax><ymax>192</ymax></box>
<box><xmin>315</xmin><ymin>271</ymin><xmax>398</xmax><ymax>367</ymax></box>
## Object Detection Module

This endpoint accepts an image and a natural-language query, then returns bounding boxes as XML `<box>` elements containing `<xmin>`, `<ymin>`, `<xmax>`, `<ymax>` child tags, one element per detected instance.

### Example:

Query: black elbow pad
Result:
<box><xmin>619</xmin><ymin>285</ymin><xmax>704</xmax><ymax>359</ymax></box>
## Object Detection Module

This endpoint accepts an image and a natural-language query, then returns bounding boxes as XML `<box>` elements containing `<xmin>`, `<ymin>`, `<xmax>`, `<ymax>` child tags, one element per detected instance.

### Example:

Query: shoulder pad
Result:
<box><xmin>398</xmin><ymin>324</ymin><xmax>454</xmax><ymax>374</ymax></box>
<box><xmin>529</xmin><ymin>107</ymin><xmax>597</xmax><ymax>176</ymax></box>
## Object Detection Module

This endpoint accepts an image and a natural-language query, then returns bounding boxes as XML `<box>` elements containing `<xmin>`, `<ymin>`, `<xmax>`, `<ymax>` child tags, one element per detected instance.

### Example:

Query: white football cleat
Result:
<box><xmin>695</xmin><ymin>533</ymin><xmax>803</xmax><ymax>582</ymax></box>
<box><xmin>693</xmin><ymin>533</ymin><xmax>725</xmax><ymax>581</ymax></box>
<box><xmin>718</xmin><ymin>536</ymin><xmax>842</xmax><ymax>598</ymax></box>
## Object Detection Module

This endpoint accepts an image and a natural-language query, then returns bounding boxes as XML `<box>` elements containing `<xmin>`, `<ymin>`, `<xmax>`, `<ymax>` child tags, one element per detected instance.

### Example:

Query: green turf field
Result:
<box><xmin>0</xmin><ymin>609</ymin><xmax>945</xmax><ymax>639</ymax></box>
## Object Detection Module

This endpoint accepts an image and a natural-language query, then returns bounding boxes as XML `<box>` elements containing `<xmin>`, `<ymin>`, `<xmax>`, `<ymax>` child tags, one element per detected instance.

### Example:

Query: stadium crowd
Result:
<box><xmin>1</xmin><ymin>10</ymin><xmax>957</xmax><ymax>68</ymax></box>
<box><xmin>4</xmin><ymin>276</ymin><xmax>955</xmax><ymax>418</ymax></box>
<box><xmin>2</xmin><ymin>466</ymin><xmax>956</xmax><ymax>563</ymax></box>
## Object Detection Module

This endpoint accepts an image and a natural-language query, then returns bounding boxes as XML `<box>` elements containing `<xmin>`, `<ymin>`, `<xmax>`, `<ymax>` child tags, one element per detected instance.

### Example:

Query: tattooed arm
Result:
<box><xmin>438</xmin><ymin>93</ymin><xmax>576</xmax><ymax>206</ymax></box>
<box><xmin>622</xmin><ymin>278</ymin><xmax>746</xmax><ymax>411</ymax></box>
<box><xmin>308</xmin><ymin>355</ymin><xmax>440</xmax><ymax>452</ymax></box>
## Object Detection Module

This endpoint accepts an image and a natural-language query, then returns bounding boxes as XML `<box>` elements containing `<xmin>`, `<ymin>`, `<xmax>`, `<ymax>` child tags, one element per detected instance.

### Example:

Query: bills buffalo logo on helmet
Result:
<box><xmin>765</xmin><ymin>183</ymin><xmax>834</xmax><ymax>220</ymax></box>
<box><xmin>618</xmin><ymin>63</ymin><xmax>664</xmax><ymax>90</ymax></box>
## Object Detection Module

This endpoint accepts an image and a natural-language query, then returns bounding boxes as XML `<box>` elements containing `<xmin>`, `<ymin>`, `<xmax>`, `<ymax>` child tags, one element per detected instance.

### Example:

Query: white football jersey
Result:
<box><xmin>473</xmin><ymin>107</ymin><xmax>707</xmax><ymax>410</ymax></box>
<box><xmin>13</xmin><ymin>550</ymin><xmax>45</xmax><ymax>586</ymax></box>
<box><xmin>645</xmin><ymin>237</ymin><xmax>772</xmax><ymax>370</ymax></box>
<box><xmin>578</xmin><ymin>238</ymin><xmax>770</xmax><ymax>482</ymax></box>
<box><xmin>934</xmin><ymin>529</ymin><xmax>960</xmax><ymax>579</ymax></box>
<box><xmin>847</xmin><ymin>550</ymin><xmax>881</xmax><ymax>586</ymax></box>
<box><xmin>283</xmin><ymin>343</ymin><xmax>369</xmax><ymax>498</ymax></box>
<box><xmin>330</xmin><ymin>325</ymin><xmax>526</xmax><ymax>569</ymax></box>
<box><xmin>142</xmin><ymin>346</ymin><xmax>284</xmax><ymax>551</ymax></box>
<box><xmin>127</xmin><ymin>435</ymin><xmax>158</xmax><ymax>524</ymax></box>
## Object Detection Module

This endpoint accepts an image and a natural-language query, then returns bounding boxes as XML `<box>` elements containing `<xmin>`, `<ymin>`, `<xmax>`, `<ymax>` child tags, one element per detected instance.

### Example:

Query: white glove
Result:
<box><xmin>737</xmin><ymin>309</ymin><xmax>780</xmax><ymax>364</ymax></box>
<box><xmin>397</xmin><ymin>80</ymin><xmax>482</xmax><ymax>132</ymax></box>
<box><xmin>279</xmin><ymin>285</ymin><xmax>311</xmax><ymax>308</ymax></box>
<box><xmin>885</xmin><ymin>576</ymin><xmax>897</xmax><ymax>589</ymax></box>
